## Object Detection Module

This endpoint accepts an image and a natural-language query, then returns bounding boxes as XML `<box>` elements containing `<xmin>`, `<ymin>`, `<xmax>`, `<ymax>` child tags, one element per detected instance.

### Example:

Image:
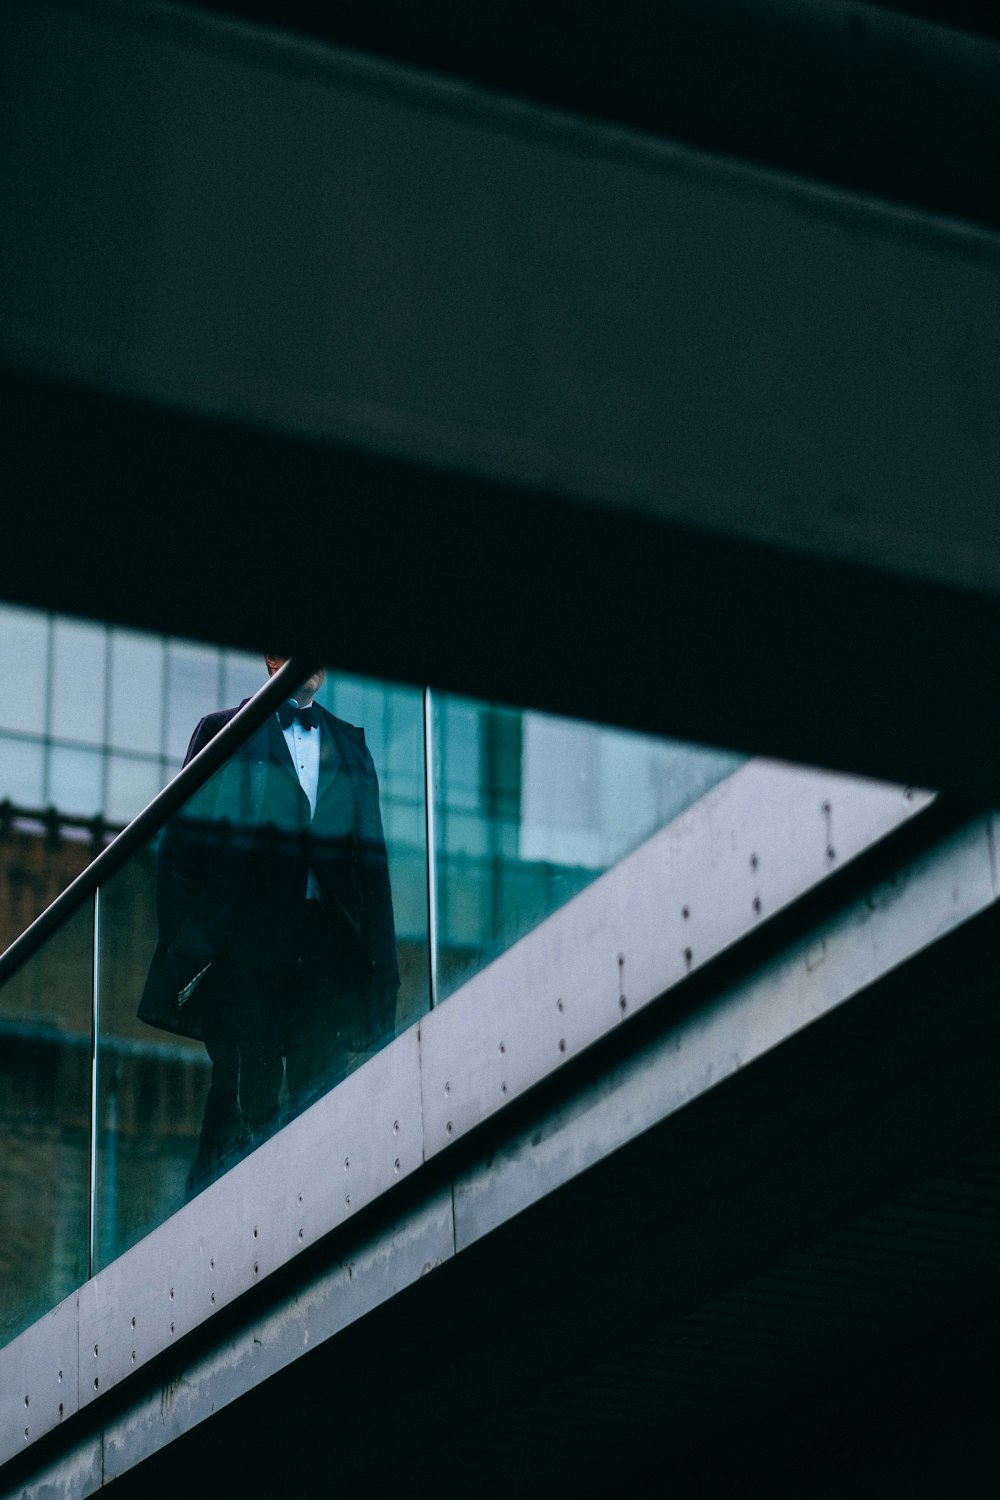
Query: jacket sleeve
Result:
<box><xmin>139</xmin><ymin>714</ymin><xmax>228</xmax><ymax>1034</ymax></box>
<box><xmin>154</xmin><ymin>714</ymin><xmax>231</xmax><ymax>977</ymax></box>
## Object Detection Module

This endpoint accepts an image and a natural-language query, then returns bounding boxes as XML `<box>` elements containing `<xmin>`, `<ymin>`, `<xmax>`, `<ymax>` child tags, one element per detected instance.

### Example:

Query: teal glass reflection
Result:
<box><xmin>320</xmin><ymin>672</ymin><xmax>430</xmax><ymax>1033</ymax></box>
<box><xmin>96</xmin><ymin>664</ymin><xmax>430</xmax><ymax>1263</ymax></box>
<box><xmin>433</xmin><ymin>697</ymin><xmax>745</xmax><ymax>999</ymax></box>
<box><xmin>95</xmin><ymin>842</ymin><xmax>209</xmax><ymax>1267</ymax></box>
<box><xmin>0</xmin><ymin>899</ymin><xmax>93</xmax><ymax>1349</ymax></box>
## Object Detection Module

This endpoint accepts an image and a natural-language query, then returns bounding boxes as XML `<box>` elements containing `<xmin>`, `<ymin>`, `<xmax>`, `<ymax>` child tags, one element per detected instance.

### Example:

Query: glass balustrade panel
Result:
<box><xmin>95</xmin><ymin>666</ymin><xmax>429</xmax><ymax>1266</ymax></box>
<box><xmin>94</xmin><ymin>841</ymin><xmax>206</xmax><ymax>1269</ymax></box>
<box><xmin>433</xmin><ymin>695</ymin><xmax>744</xmax><ymax>1000</ymax></box>
<box><xmin>0</xmin><ymin>899</ymin><xmax>93</xmax><ymax>1349</ymax></box>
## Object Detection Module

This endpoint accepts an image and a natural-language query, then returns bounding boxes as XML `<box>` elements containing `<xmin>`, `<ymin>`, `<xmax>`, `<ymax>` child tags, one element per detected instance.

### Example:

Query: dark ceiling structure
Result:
<box><xmin>180</xmin><ymin>0</ymin><xmax>1000</xmax><ymax>230</ymax></box>
<box><xmin>2</xmin><ymin>0</ymin><xmax>998</xmax><ymax>790</ymax></box>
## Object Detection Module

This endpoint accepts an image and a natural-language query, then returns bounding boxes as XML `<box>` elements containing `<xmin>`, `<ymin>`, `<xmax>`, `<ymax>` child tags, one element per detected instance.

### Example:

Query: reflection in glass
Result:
<box><xmin>97</xmin><ymin>666</ymin><xmax>430</xmax><ymax>1259</ymax></box>
<box><xmin>95</xmin><ymin>843</ymin><xmax>209</xmax><ymax>1269</ymax></box>
<box><xmin>0</xmin><ymin>605</ymin><xmax>49</xmax><ymax>736</ymax></box>
<box><xmin>434</xmin><ymin>698</ymin><xmax>744</xmax><ymax>999</ymax></box>
<box><xmin>0</xmin><ymin>633</ymin><xmax>750</xmax><ymax>1313</ymax></box>
<box><xmin>0</xmin><ymin>900</ymin><xmax>92</xmax><ymax>1348</ymax></box>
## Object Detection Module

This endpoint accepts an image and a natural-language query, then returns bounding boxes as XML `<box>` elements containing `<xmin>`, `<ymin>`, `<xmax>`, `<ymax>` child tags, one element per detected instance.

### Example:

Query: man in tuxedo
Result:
<box><xmin>139</xmin><ymin>656</ymin><xmax>399</xmax><ymax>1198</ymax></box>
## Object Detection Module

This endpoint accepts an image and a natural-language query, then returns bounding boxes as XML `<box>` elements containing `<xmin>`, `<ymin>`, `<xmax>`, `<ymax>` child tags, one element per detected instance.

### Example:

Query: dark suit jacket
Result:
<box><xmin>138</xmin><ymin>702</ymin><xmax>399</xmax><ymax>1046</ymax></box>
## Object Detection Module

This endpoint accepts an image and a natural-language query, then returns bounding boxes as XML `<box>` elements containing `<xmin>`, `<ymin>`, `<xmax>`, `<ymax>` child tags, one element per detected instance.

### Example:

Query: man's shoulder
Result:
<box><xmin>203</xmin><ymin>704</ymin><xmax>244</xmax><ymax>732</ymax></box>
<box><xmin>195</xmin><ymin>703</ymin><xmax>246</xmax><ymax>740</ymax></box>
<box><xmin>318</xmin><ymin>705</ymin><xmax>373</xmax><ymax>766</ymax></box>
<box><xmin>183</xmin><ymin>702</ymin><xmax>249</xmax><ymax>762</ymax></box>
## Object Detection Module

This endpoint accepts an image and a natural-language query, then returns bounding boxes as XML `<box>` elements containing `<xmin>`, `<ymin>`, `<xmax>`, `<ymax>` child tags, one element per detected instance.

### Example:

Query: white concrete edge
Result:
<box><xmin>418</xmin><ymin>760</ymin><xmax>930</xmax><ymax>1156</ymax></box>
<box><xmin>450</xmin><ymin>816</ymin><xmax>995</xmax><ymax>1248</ymax></box>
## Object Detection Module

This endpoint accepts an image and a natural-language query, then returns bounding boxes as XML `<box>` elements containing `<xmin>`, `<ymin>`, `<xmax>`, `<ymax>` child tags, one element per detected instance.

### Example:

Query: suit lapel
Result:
<box><xmin>264</xmin><ymin>706</ymin><xmax>350</xmax><ymax>817</ymax></box>
<box><xmin>317</xmin><ymin>712</ymin><xmax>346</xmax><ymax>805</ymax></box>
<box><xmin>266</xmin><ymin>714</ymin><xmax>299</xmax><ymax>779</ymax></box>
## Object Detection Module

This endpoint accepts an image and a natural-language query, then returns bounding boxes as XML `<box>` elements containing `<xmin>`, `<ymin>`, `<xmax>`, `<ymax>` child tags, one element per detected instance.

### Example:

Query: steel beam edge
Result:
<box><xmin>450</xmin><ymin>815</ymin><xmax>996</xmax><ymax>1249</ymax></box>
<box><xmin>4</xmin><ymin>0</ymin><xmax>1000</xmax><ymax>600</ymax></box>
<box><xmin>98</xmin><ymin>1186</ymin><xmax>456</xmax><ymax>1487</ymax></box>
<box><xmin>0</xmin><ymin>1296</ymin><xmax>80</xmax><ymax>1472</ymax></box>
<box><xmin>0</xmin><ymin>1026</ymin><xmax>424</xmax><ymax>1477</ymax></box>
<box><xmin>418</xmin><ymin>761</ymin><xmax>930</xmax><ymax>1153</ymax></box>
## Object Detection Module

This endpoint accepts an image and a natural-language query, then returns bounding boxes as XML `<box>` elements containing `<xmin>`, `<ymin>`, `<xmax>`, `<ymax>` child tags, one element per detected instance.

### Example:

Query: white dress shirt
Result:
<box><xmin>280</xmin><ymin>701</ymin><xmax>323</xmax><ymax>899</ymax></box>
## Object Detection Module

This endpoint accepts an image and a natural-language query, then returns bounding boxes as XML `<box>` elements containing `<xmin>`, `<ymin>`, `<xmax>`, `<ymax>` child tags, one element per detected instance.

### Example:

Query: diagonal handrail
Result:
<box><xmin>0</xmin><ymin>655</ymin><xmax>322</xmax><ymax>989</ymax></box>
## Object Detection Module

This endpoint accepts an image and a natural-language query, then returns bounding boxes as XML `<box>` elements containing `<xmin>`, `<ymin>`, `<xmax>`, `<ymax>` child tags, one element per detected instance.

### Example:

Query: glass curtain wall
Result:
<box><xmin>0</xmin><ymin>603</ymin><xmax>266</xmax><ymax>833</ymax></box>
<box><xmin>0</xmin><ymin>901</ymin><xmax>93</xmax><ymax>1347</ymax></box>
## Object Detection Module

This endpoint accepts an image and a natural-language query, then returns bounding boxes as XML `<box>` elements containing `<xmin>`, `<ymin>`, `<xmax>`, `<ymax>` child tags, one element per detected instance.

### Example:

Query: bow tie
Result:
<box><xmin>278</xmin><ymin>702</ymin><xmax>318</xmax><ymax>731</ymax></box>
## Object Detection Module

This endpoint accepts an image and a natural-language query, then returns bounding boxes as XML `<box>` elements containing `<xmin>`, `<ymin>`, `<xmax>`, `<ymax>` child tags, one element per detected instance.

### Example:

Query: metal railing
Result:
<box><xmin>0</xmin><ymin>656</ymin><xmax>321</xmax><ymax>989</ymax></box>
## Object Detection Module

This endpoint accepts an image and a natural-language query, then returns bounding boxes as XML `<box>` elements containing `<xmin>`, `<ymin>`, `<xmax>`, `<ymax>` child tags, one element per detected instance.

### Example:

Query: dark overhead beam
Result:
<box><xmin>2</xmin><ymin>1</ymin><xmax>1000</xmax><ymax>797</ymax></box>
<box><xmin>180</xmin><ymin>0</ymin><xmax>1000</xmax><ymax>233</ymax></box>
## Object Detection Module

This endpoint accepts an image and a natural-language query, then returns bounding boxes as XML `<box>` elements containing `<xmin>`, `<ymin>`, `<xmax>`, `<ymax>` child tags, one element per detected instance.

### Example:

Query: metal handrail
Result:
<box><xmin>0</xmin><ymin>655</ymin><xmax>322</xmax><ymax>989</ymax></box>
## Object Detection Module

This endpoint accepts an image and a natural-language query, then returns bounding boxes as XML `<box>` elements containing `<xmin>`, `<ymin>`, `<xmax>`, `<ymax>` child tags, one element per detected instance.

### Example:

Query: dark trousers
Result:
<box><xmin>186</xmin><ymin>902</ymin><xmax>359</xmax><ymax>1200</ymax></box>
